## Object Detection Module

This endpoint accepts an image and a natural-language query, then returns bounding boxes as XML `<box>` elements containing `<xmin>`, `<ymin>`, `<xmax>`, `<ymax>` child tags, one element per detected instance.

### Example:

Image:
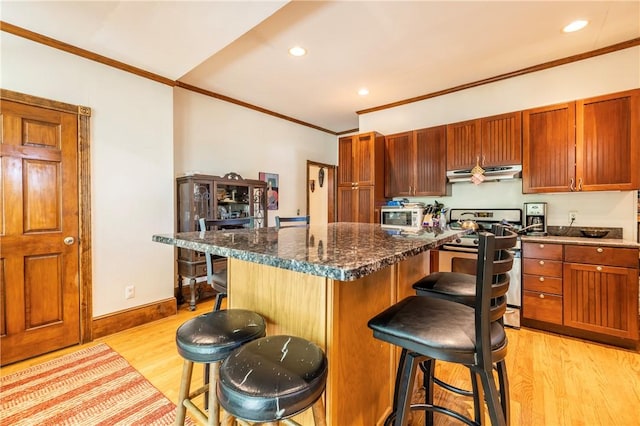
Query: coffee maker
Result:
<box><xmin>524</xmin><ymin>202</ymin><xmax>547</xmax><ymax>235</ymax></box>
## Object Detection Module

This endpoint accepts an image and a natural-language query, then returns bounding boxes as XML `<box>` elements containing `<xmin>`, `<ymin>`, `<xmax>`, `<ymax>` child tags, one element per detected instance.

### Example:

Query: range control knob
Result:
<box><xmin>473</xmin><ymin>239</ymin><xmax>479</xmax><ymax>245</ymax></box>
<box><xmin>455</xmin><ymin>238</ymin><xmax>462</xmax><ymax>244</ymax></box>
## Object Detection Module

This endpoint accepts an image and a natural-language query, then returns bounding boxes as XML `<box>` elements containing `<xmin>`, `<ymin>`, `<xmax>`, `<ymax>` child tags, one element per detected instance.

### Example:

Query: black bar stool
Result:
<box><xmin>368</xmin><ymin>226</ymin><xmax>517</xmax><ymax>426</ymax></box>
<box><xmin>217</xmin><ymin>335</ymin><xmax>328</xmax><ymax>425</ymax></box>
<box><xmin>412</xmin><ymin>224</ymin><xmax>511</xmax><ymax>424</ymax></box>
<box><xmin>175</xmin><ymin>309</ymin><xmax>266</xmax><ymax>426</ymax></box>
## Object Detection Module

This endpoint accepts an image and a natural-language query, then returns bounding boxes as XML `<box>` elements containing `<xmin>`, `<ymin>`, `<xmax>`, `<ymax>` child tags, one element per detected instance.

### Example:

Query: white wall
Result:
<box><xmin>173</xmin><ymin>88</ymin><xmax>337</xmax><ymax>227</ymax></box>
<box><xmin>359</xmin><ymin>47</ymin><xmax>640</xmax><ymax>240</ymax></box>
<box><xmin>1</xmin><ymin>33</ymin><xmax>175</xmax><ymax>316</ymax></box>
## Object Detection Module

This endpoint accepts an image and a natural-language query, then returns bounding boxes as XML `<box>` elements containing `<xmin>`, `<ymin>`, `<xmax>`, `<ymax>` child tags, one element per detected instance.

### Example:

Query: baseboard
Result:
<box><xmin>92</xmin><ymin>298</ymin><xmax>177</xmax><ymax>339</ymax></box>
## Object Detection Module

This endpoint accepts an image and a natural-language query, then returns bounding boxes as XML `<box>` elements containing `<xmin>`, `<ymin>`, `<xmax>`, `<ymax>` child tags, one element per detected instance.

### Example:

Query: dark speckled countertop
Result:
<box><xmin>521</xmin><ymin>235</ymin><xmax>640</xmax><ymax>248</ymax></box>
<box><xmin>153</xmin><ymin>223</ymin><xmax>466</xmax><ymax>281</ymax></box>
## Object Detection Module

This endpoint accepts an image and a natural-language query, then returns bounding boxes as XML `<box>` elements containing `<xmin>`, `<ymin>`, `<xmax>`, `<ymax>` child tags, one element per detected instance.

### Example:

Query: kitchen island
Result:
<box><xmin>153</xmin><ymin>223</ymin><xmax>466</xmax><ymax>425</ymax></box>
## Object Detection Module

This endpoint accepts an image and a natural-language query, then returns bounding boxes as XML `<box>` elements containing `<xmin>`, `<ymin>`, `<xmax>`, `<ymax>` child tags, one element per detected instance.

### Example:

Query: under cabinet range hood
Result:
<box><xmin>446</xmin><ymin>165</ymin><xmax>522</xmax><ymax>183</ymax></box>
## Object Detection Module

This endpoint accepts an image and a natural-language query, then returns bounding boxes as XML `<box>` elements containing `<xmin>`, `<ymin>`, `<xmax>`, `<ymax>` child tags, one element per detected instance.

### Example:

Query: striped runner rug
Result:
<box><xmin>1</xmin><ymin>343</ymin><xmax>194</xmax><ymax>425</ymax></box>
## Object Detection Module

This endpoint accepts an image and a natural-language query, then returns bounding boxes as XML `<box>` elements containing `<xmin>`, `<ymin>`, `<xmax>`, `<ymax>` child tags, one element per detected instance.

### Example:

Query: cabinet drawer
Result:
<box><xmin>522</xmin><ymin>290</ymin><xmax>563</xmax><ymax>324</ymax></box>
<box><xmin>522</xmin><ymin>242</ymin><xmax>563</xmax><ymax>260</ymax></box>
<box><xmin>564</xmin><ymin>245</ymin><xmax>639</xmax><ymax>268</ymax></box>
<box><xmin>522</xmin><ymin>258</ymin><xmax>563</xmax><ymax>277</ymax></box>
<box><xmin>523</xmin><ymin>274</ymin><xmax>563</xmax><ymax>294</ymax></box>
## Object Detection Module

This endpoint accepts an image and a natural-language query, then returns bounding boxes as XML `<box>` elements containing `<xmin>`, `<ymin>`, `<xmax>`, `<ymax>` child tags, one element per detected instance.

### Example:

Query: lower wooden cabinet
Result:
<box><xmin>522</xmin><ymin>241</ymin><xmax>639</xmax><ymax>346</ymax></box>
<box><xmin>522</xmin><ymin>242</ymin><xmax>564</xmax><ymax>325</ymax></box>
<box><xmin>563</xmin><ymin>245</ymin><xmax>639</xmax><ymax>341</ymax></box>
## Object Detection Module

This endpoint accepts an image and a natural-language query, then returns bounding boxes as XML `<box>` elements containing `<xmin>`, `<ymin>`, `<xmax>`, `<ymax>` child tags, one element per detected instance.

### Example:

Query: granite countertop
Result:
<box><xmin>521</xmin><ymin>235</ymin><xmax>640</xmax><ymax>248</ymax></box>
<box><xmin>153</xmin><ymin>223</ymin><xmax>466</xmax><ymax>281</ymax></box>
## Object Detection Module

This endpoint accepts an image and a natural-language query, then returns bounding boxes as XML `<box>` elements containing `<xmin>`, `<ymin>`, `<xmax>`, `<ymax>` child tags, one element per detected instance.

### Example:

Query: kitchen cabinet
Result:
<box><xmin>446</xmin><ymin>111</ymin><xmax>522</xmax><ymax>170</ymax></box>
<box><xmin>176</xmin><ymin>173</ymin><xmax>267</xmax><ymax>309</ymax></box>
<box><xmin>384</xmin><ymin>126</ymin><xmax>447</xmax><ymax>197</ymax></box>
<box><xmin>522</xmin><ymin>242</ymin><xmax>564</xmax><ymax>325</ymax></box>
<box><xmin>523</xmin><ymin>88</ymin><xmax>639</xmax><ymax>193</ymax></box>
<box><xmin>563</xmin><ymin>245</ymin><xmax>638</xmax><ymax>341</ymax></box>
<box><xmin>337</xmin><ymin>132</ymin><xmax>385</xmax><ymax>223</ymax></box>
<box><xmin>522</xmin><ymin>240</ymin><xmax>639</xmax><ymax>346</ymax></box>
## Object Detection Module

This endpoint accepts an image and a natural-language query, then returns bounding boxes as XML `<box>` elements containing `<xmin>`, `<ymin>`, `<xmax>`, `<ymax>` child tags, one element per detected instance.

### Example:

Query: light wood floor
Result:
<box><xmin>3</xmin><ymin>299</ymin><xmax>639</xmax><ymax>425</ymax></box>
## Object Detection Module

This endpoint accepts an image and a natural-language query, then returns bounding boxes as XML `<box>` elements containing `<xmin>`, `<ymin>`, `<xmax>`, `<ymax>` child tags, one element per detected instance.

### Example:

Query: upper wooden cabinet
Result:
<box><xmin>523</xmin><ymin>89</ymin><xmax>639</xmax><ymax>193</ymax></box>
<box><xmin>337</xmin><ymin>132</ymin><xmax>385</xmax><ymax>223</ymax></box>
<box><xmin>446</xmin><ymin>111</ymin><xmax>522</xmax><ymax>170</ymax></box>
<box><xmin>576</xmin><ymin>90</ymin><xmax>639</xmax><ymax>191</ymax></box>
<box><xmin>338</xmin><ymin>132</ymin><xmax>384</xmax><ymax>187</ymax></box>
<box><xmin>385</xmin><ymin>126</ymin><xmax>447</xmax><ymax>197</ymax></box>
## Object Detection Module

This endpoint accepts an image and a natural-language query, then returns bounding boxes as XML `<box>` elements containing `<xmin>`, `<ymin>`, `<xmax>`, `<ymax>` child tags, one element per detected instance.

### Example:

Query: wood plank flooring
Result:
<box><xmin>3</xmin><ymin>299</ymin><xmax>639</xmax><ymax>425</ymax></box>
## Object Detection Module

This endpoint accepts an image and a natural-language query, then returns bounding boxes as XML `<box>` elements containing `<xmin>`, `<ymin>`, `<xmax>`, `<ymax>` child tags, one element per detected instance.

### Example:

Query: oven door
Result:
<box><xmin>436</xmin><ymin>247</ymin><xmax>521</xmax><ymax>329</ymax></box>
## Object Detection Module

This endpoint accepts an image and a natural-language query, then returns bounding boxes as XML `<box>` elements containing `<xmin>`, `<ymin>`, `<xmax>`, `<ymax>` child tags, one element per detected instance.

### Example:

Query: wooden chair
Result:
<box><xmin>198</xmin><ymin>217</ymin><xmax>254</xmax><ymax>311</ymax></box>
<box><xmin>275</xmin><ymin>215</ymin><xmax>310</xmax><ymax>228</ymax></box>
<box><xmin>368</xmin><ymin>225</ymin><xmax>517</xmax><ymax>425</ymax></box>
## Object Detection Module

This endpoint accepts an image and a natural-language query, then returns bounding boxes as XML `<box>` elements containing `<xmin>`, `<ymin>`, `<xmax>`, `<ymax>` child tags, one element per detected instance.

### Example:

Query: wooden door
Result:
<box><xmin>414</xmin><ymin>125</ymin><xmax>447</xmax><ymax>196</ymax></box>
<box><xmin>355</xmin><ymin>186</ymin><xmax>376</xmax><ymax>223</ymax></box>
<box><xmin>480</xmin><ymin>111</ymin><xmax>522</xmax><ymax>167</ymax></box>
<box><xmin>384</xmin><ymin>131</ymin><xmax>413</xmax><ymax>197</ymax></box>
<box><xmin>522</xmin><ymin>102</ymin><xmax>576</xmax><ymax>193</ymax></box>
<box><xmin>1</xmin><ymin>100</ymin><xmax>81</xmax><ymax>365</ymax></box>
<box><xmin>576</xmin><ymin>89</ymin><xmax>639</xmax><ymax>191</ymax></box>
<box><xmin>446</xmin><ymin>119</ymin><xmax>480</xmax><ymax>170</ymax></box>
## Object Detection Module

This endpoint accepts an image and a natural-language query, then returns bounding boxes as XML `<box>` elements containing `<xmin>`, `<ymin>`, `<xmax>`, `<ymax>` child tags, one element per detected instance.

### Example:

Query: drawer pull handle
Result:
<box><xmin>596</xmin><ymin>266</ymin><xmax>603</xmax><ymax>272</ymax></box>
<box><xmin>596</xmin><ymin>248</ymin><xmax>604</xmax><ymax>253</ymax></box>
<box><xmin>539</xmin><ymin>260</ymin><xmax>545</xmax><ymax>266</ymax></box>
<box><xmin>539</xmin><ymin>277</ymin><xmax>545</xmax><ymax>282</ymax></box>
<box><xmin>539</xmin><ymin>294</ymin><xmax>545</xmax><ymax>299</ymax></box>
<box><xmin>539</xmin><ymin>244</ymin><xmax>545</xmax><ymax>249</ymax></box>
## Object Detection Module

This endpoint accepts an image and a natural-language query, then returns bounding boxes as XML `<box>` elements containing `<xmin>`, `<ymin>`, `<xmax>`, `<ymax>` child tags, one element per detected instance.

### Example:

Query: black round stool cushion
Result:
<box><xmin>413</xmin><ymin>272</ymin><xmax>476</xmax><ymax>306</ymax></box>
<box><xmin>217</xmin><ymin>335</ymin><xmax>328</xmax><ymax>422</ymax></box>
<box><xmin>176</xmin><ymin>309</ymin><xmax>266</xmax><ymax>363</ymax></box>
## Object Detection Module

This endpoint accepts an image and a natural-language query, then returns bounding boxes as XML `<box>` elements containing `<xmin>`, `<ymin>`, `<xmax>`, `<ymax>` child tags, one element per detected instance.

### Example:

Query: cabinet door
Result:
<box><xmin>481</xmin><ymin>112</ymin><xmax>522</xmax><ymax>167</ymax></box>
<box><xmin>522</xmin><ymin>102</ymin><xmax>576</xmax><ymax>193</ymax></box>
<box><xmin>576</xmin><ymin>89</ymin><xmax>639</xmax><ymax>191</ymax></box>
<box><xmin>355</xmin><ymin>133</ymin><xmax>378</xmax><ymax>186</ymax></box>
<box><xmin>563</xmin><ymin>263</ymin><xmax>638</xmax><ymax>340</ymax></box>
<box><xmin>384</xmin><ymin>132</ymin><xmax>414</xmax><ymax>197</ymax></box>
<box><xmin>446</xmin><ymin>119</ymin><xmax>480</xmax><ymax>170</ymax></box>
<box><xmin>414</xmin><ymin>126</ymin><xmax>447</xmax><ymax>195</ymax></box>
<box><xmin>338</xmin><ymin>135</ymin><xmax>355</xmax><ymax>186</ymax></box>
<box><xmin>356</xmin><ymin>186</ymin><xmax>377</xmax><ymax>223</ymax></box>
<box><xmin>337</xmin><ymin>186</ymin><xmax>355</xmax><ymax>222</ymax></box>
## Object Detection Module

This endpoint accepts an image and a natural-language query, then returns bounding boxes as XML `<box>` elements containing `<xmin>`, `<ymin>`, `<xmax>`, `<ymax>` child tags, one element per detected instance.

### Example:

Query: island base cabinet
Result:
<box><xmin>563</xmin><ymin>263</ymin><xmax>639</xmax><ymax>341</ymax></box>
<box><xmin>226</xmin><ymin>256</ymin><xmax>429</xmax><ymax>425</ymax></box>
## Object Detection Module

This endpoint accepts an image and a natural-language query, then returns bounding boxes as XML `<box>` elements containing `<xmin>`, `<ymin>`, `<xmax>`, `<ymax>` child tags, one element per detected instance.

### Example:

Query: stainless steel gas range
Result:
<box><xmin>439</xmin><ymin>208</ymin><xmax>522</xmax><ymax>328</ymax></box>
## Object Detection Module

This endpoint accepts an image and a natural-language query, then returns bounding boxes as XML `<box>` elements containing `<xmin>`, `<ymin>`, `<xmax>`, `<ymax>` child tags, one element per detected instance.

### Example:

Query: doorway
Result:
<box><xmin>0</xmin><ymin>90</ymin><xmax>92</xmax><ymax>365</ymax></box>
<box><xmin>307</xmin><ymin>161</ymin><xmax>335</xmax><ymax>224</ymax></box>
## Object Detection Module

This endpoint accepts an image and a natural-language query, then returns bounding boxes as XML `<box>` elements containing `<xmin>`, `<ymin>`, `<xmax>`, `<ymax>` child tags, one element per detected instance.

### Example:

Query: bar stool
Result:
<box><xmin>368</xmin><ymin>227</ymin><xmax>516</xmax><ymax>426</ymax></box>
<box><xmin>217</xmin><ymin>335</ymin><xmax>328</xmax><ymax>425</ymax></box>
<box><xmin>175</xmin><ymin>309</ymin><xmax>266</xmax><ymax>426</ymax></box>
<box><xmin>413</xmin><ymin>225</ymin><xmax>511</xmax><ymax>424</ymax></box>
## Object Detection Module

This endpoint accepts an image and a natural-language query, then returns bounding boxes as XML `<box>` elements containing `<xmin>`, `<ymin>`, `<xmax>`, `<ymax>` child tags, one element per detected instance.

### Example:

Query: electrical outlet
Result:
<box><xmin>568</xmin><ymin>211</ymin><xmax>578</xmax><ymax>222</ymax></box>
<box><xmin>125</xmin><ymin>285</ymin><xmax>135</xmax><ymax>299</ymax></box>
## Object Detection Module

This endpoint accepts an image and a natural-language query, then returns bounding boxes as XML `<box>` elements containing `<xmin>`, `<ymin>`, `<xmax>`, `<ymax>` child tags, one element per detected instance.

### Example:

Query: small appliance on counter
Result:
<box><xmin>524</xmin><ymin>202</ymin><xmax>547</xmax><ymax>236</ymax></box>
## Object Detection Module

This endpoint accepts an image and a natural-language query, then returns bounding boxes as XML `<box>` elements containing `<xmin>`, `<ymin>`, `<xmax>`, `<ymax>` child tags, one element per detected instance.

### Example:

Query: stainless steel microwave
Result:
<box><xmin>380</xmin><ymin>206</ymin><xmax>424</xmax><ymax>230</ymax></box>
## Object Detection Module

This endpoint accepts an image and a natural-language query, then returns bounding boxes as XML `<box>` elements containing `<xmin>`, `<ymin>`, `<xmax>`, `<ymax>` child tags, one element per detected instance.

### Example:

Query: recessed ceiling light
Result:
<box><xmin>563</xmin><ymin>20</ymin><xmax>588</xmax><ymax>33</ymax></box>
<box><xmin>358</xmin><ymin>88</ymin><xmax>369</xmax><ymax>96</ymax></box>
<box><xmin>288</xmin><ymin>46</ymin><xmax>306</xmax><ymax>57</ymax></box>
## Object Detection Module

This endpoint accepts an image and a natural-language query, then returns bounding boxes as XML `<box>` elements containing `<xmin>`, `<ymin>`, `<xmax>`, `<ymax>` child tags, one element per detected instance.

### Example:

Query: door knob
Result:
<box><xmin>64</xmin><ymin>236</ymin><xmax>75</xmax><ymax>245</ymax></box>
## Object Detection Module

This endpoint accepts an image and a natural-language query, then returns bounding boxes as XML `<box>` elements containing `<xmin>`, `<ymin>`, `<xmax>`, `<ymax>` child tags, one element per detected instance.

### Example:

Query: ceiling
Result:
<box><xmin>2</xmin><ymin>1</ymin><xmax>639</xmax><ymax>134</ymax></box>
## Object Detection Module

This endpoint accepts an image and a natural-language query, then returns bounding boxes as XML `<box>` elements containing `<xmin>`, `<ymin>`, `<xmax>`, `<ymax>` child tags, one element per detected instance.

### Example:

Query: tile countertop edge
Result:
<box><xmin>521</xmin><ymin>235</ymin><xmax>640</xmax><ymax>248</ymax></box>
<box><xmin>152</xmin><ymin>228</ymin><xmax>465</xmax><ymax>281</ymax></box>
